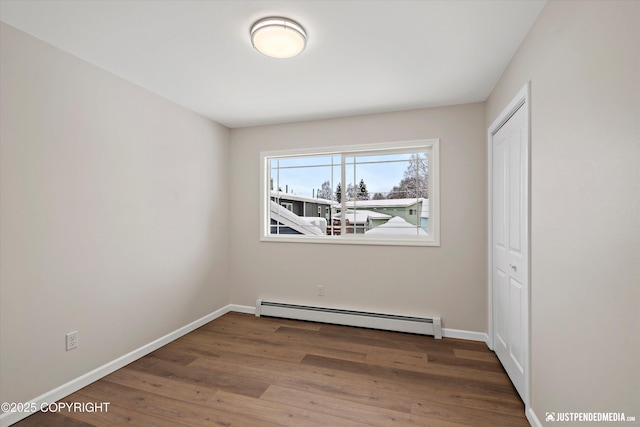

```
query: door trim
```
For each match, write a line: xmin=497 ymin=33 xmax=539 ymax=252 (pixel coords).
xmin=487 ymin=82 xmax=531 ymax=408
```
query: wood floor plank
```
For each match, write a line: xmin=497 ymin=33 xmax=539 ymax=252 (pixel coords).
xmin=205 ymin=311 xmax=323 ymax=333
xmin=427 ymin=352 xmax=505 ymax=373
xmin=301 ymin=353 xmax=514 ymax=389
xmin=276 ymin=324 xmax=433 ymax=355
xmin=103 ymin=367 xmax=218 ymax=404
xmin=453 ymin=348 xmax=501 ymax=363
xmin=260 ymin=385 xmax=472 ymax=427
xmin=79 ymin=380 xmax=282 ymax=427
xmin=11 ymin=312 xmax=527 ymax=427
xmin=187 ymin=349 xmax=415 ymax=412
xmin=275 ymin=324 xmax=433 ymax=370
xmin=412 ymin=392 xmax=525 ymax=420
xmin=276 ymin=323 xmax=493 ymax=363
xmin=126 ymin=353 xmax=270 ymax=398
xmin=300 ymin=344 xmax=369 ymax=363
xmin=194 ymin=325 xmax=369 ymax=364
xmin=59 ymin=391 xmax=189 ymax=427
xmin=364 ymin=348 xmax=430 ymax=372
xmin=146 ymin=346 xmax=199 ymax=366
xmin=187 ymin=341 xmax=520 ymax=416
xmin=7 ymin=411 xmax=95 ymax=427
xmin=411 ymin=399 xmax=530 ymax=427
xmin=274 ymin=324 xmax=453 ymax=369
xmin=209 ymin=389 xmax=372 ymax=427
xmin=181 ymin=328 xmax=310 ymax=363
xmin=317 ymin=323 xmax=489 ymax=354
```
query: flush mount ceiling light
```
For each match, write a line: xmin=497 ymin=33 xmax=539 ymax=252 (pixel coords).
xmin=250 ymin=17 xmax=307 ymax=59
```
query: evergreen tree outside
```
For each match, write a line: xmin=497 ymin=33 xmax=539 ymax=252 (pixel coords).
xmin=357 ymin=178 xmax=369 ymax=200
xmin=335 ymin=183 xmax=342 ymax=203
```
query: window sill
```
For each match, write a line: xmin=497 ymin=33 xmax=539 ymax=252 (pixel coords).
xmin=260 ymin=234 xmax=440 ymax=247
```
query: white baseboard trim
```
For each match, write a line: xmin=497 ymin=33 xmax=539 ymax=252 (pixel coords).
xmin=527 ymin=407 xmax=542 ymax=427
xmin=227 ymin=304 xmax=255 ymax=314
xmin=441 ymin=328 xmax=489 ymax=343
xmin=0 ymin=305 xmax=232 ymax=427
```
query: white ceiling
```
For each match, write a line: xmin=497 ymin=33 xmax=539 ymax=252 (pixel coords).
xmin=0 ymin=0 xmax=546 ymax=128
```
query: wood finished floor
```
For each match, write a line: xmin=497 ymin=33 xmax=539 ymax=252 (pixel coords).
xmin=13 ymin=312 xmax=528 ymax=426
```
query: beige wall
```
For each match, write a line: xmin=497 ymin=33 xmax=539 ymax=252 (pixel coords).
xmin=486 ymin=1 xmax=639 ymax=422
xmin=0 ymin=23 xmax=230 ymax=404
xmin=229 ymin=103 xmax=488 ymax=332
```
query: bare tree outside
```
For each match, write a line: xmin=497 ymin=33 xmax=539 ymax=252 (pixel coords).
xmin=388 ymin=153 xmax=428 ymax=199
xmin=317 ymin=180 xmax=333 ymax=200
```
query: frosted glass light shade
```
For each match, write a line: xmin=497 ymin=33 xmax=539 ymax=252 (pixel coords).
xmin=250 ymin=17 xmax=307 ymax=59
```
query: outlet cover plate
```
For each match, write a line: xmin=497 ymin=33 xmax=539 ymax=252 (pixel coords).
xmin=66 ymin=331 xmax=78 ymax=351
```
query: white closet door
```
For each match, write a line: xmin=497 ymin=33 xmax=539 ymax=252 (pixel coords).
xmin=491 ymin=102 xmax=529 ymax=402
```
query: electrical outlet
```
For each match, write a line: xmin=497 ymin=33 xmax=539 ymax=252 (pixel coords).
xmin=317 ymin=285 xmax=324 ymax=296
xmin=66 ymin=331 xmax=78 ymax=351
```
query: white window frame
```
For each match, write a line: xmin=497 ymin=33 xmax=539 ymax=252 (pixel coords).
xmin=260 ymin=139 xmax=440 ymax=246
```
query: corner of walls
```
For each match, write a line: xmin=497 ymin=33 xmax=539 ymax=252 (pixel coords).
xmin=0 ymin=305 xmax=235 ymax=427
xmin=0 ymin=22 xmax=232 ymax=408
xmin=486 ymin=0 xmax=640 ymax=420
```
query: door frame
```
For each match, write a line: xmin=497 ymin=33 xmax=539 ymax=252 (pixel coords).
xmin=487 ymin=82 xmax=531 ymax=408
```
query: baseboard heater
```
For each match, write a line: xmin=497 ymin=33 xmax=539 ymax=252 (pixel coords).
xmin=255 ymin=299 xmax=442 ymax=339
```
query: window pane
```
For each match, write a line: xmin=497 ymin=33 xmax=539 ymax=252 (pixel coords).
xmin=341 ymin=152 xmax=429 ymax=236
xmin=268 ymin=155 xmax=339 ymax=236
